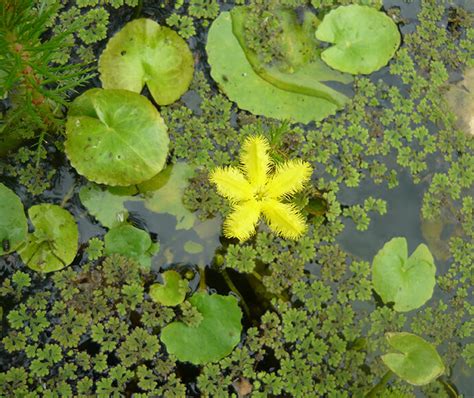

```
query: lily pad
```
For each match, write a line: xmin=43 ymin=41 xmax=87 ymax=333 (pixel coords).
xmin=104 ymin=224 xmax=159 ymax=268
xmin=315 ymin=5 xmax=401 ymax=74
xmin=99 ymin=18 xmax=194 ymax=105
xmin=184 ymin=241 xmax=203 ymax=254
xmin=149 ymin=270 xmax=188 ymax=306
xmin=20 ymin=204 xmax=79 ymax=273
xmin=161 ymin=292 xmax=242 ymax=364
xmin=65 ymin=88 xmax=169 ymax=186
xmin=372 ymin=237 xmax=436 ymax=312
xmin=0 ymin=183 xmax=28 ymax=255
xmin=382 ymin=332 xmax=445 ymax=386
xmin=206 ymin=11 xmax=352 ymax=124
xmin=142 ymin=163 xmax=196 ymax=230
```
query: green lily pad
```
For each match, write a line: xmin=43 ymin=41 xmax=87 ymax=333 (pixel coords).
xmin=65 ymin=88 xmax=169 ymax=186
xmin=372 ymin=237 xmax=436 ymax=312
xmin=142 ymin=163 xmax=196 ymax=230
xmin=161 ymin=292 xmax=242 ymax=364
xmin=99 ymin=18 xmax=194 ymax=105
xmin=104 ymin=224 xmax=159 ymax=268
xmin=0 ymin=183 xmax=28 ymax=255
xmin=206 ymin=11 xmax=352 ymax=124
xmin=20 ymin=204 xmax=79 ymax=273
xmin=315 ymin=5 xmax=401 ymax=74
xmin=149 ymin=270 xmax=188 ymax=306
xmin=382 ymin=332 xmax=445 ymax=386
xmin=79 ymin=183 xmax=136 ymax=228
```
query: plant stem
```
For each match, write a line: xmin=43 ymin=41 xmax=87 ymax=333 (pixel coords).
xmin=198 ymin=267 xmax=206 ymax=291
xmin=221 ymin=268 xmax=251 ymax=319
xmin=365 ymin=370 xmax=393 ymax=398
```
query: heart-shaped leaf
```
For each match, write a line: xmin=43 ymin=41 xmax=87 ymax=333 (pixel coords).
xmin=0 ymin=183 xmax=28 ymax=255
xmin=206 ymin=10 xmax=352 ymax=124
xmin=372 ymin=237 xmax=436 ymax=312
xmin=315 ymin=5 xmax=401 ymax=74
xmin=149 ymin=270 xmax=188 ymax=306
xmin=104 ymin=224 xmax=159 ymax=268
xmin=382 ymin=332 xmax=445 ymax=385
xmin=65 ymin=88 xmax=169 ymax=186
xmin=99 ymin=18 xmax=194 ymax=105
xmin=20 ymin=204 xmax=78 ymax=273
xmin=161 ymin=292 xmax=242 ymax=364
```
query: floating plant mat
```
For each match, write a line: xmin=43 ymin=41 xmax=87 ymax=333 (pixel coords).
xmin=206 ymin=9 xmax=353 ymax=123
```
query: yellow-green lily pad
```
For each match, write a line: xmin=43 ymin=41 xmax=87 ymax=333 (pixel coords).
xmin=149 ymin=270 xmax=188 ymax=306
xmin=161 ymin=292 xmax=242 ymax=364
xmin=99 ymin=18 xmax=194 ymax=105
xmin=382 ymin=332 xmax=445 ymax=386
xmin=0 ymin=183 xmax=28 ymax=255
xmin=206 ymin=11 xmax=352 ymax=124
xmin=65 ymin=88 xmax=169 ymax=186
xmin=372 ymin=237 xmax=436 ymax=312
xmin=20 ymin=204 xmax=79 ymax=273
xmin=316 ymin=5 xmax=401 ymax=74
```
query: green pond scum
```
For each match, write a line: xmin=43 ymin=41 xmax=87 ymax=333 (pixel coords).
xmin=0 ymin=0 xmax=473 ymax=396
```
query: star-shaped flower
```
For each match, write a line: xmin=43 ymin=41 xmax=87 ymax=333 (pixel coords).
xmin=210 ymin=135 xmax=312 ymax=241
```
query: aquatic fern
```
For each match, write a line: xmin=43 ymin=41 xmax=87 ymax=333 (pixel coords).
xmin=210 ymin=135 xmax=312 ymax=241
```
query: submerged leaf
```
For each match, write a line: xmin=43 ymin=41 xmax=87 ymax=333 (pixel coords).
xmin=0 ymin=183 xmax=28 ymax=255
xmin=382 ymin=332 xmax=445 ymax=385
xmin=149 ymin=270 xmax=188 ymax=306
xmin=206 ymin=11 xmax=352 ymax=123
xmin=20 ymin=205 xmax=78 ymax=273
xmin=65 ymin=88 xmax=169 ymax=186
xmin=99 ymin=18 xmax=194 ymax=105
xmin=316 ymin=5 xmax=401 ymax=74
xmin=161 ymin=292 xmax=242 ymax=364
xmin=372 ymin=237 xmax=436 ymax=312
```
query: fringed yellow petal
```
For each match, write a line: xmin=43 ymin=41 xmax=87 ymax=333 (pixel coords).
xmin=261 ymin=199 xmax=307 ymax=240
xmin=240 ymin=135 xmax=271 ymax=188
xmin=223 ymin=200 xmax=262 ymax=241
xmin=210 ymin=166 xmax=254 ymax=202
xmin=265 ymin=159 xmax=312 ymax=199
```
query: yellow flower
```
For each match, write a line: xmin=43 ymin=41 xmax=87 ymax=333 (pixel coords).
xmin=210 ymin=135 xmax=312 ymax=241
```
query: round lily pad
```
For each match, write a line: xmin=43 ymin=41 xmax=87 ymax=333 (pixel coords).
xmin=315 ymin=5 xmax=401 ymax=74
xmin=65 ymin=88 xmax=169 ymax=186
xmin=104 ymin=224 xmax=159 ymax=268
xmin=161 ymin=292 xmax=242 ymax=364
xmin=372 ymin=237 xmax=436 ymax=312
xmin=206 ymin=11 xmax=351 ymax=124
xmin=382 ymin=332 xmax=445 ymax=386
xmin=20 ymin=204 xmax=78 ymax=273
xmin=0 ymin=183 xmax=28 ymax=255
xmin=149 ymin=270 xmax=188 ymax=306
xmin=99 ymin=18 xmax=194 ymax=105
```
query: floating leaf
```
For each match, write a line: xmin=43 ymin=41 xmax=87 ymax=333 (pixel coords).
xmin=65 ymin=88 xmax=169 ymax=186
xmin=20 ymin=204 xmax=78 ymax=273
xmin=142 ymin=163 xmax=196 ymax=230
xmin=372 ymin=237 xmax=436 ymax=312
xmin=104 ymin=224 xmax=159 ymax=268
xmin=315 ymin=5 xmax=401 ymax=74
xmin=161 ymin=292 xmax=242 ymax=364
xmin=149 ymin=270 xmax=188 ymax=306
xmin=206 ymin=11 xmax=352 ymax=124
xmin=99 ymin=18 xmax=194 ymax=105
xmin=0 ymin=183 xmax=28 ymax=255
xmin=382 ymin=332 xmax=445 ymax=385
